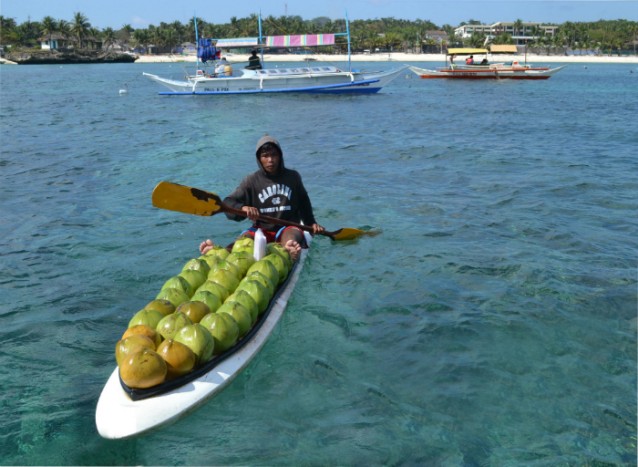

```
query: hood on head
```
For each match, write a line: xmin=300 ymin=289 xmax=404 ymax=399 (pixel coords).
xmin=255 ymin=134 xmax=285 ymax=174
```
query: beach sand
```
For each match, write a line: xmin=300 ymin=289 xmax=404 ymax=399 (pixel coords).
xmin=133 ymin=52 xmax=638 ymax=65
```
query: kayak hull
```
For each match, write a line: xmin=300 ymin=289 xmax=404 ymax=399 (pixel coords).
xmin=96 ymin=238 xmax=310 ymax=439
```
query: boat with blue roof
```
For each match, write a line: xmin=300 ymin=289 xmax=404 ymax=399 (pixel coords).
xmin=143 ymin=15 xmax=406 ymax=95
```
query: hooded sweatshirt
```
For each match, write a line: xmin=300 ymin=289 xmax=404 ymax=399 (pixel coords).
xmin=223 ymin=135 xmax=317 ymax=231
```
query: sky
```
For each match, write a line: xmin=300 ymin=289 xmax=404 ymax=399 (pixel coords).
xmin=2 ymin=0 xmax=636 ymax=29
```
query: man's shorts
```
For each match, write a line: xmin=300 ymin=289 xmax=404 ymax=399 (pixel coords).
xmin=241 ymin=226 xmax=308 ymax=247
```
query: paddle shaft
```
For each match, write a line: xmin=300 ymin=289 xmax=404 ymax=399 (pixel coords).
xmin=188 ymin=186 xmax=337 ymax=239
xmin=222 ymin=199 xmax=320 ymax=235
xmin=153 ymin=181 xmax=371 ymax=241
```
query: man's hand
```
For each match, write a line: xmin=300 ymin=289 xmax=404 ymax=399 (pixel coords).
xmin=242 ymin=206 xmax=260 ymax=221
xmin=311 ymin=223 xmax=325 ymax=235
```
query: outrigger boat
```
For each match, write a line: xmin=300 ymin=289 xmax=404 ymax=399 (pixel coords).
xmin=96 ymin=182 xmax=374 ymax=439
xmin=143 ymin=15 xmax=406 ymax=95
xmin=409 ymin=46 xmax=564 ymax=80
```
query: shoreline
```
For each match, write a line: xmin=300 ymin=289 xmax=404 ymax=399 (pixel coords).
xmin=2 ymin=53 xmax=636 ymax=66
xmin=134 ymin=52 xmax=638 ymax=65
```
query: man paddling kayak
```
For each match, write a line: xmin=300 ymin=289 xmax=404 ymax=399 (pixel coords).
xmin=200 ymin=134 xmax=324 ymax=260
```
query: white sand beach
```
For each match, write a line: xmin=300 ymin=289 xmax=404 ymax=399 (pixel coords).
xmin=134 ymin=52 xmax=638 ymax=65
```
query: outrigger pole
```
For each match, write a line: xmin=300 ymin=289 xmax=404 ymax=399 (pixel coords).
xmin=258 ymin=12 xmax=264 ymax=64
xmin=333 ymin=11 xmax=352 ymax=72
xmin=346 ymin=12 xmax=352 ymax=72
xmin=194 ymin=15 xmax=200 ymax=70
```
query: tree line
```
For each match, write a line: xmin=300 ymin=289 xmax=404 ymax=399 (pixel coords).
xmin=1 ymin=12 xmax=636 ymax=55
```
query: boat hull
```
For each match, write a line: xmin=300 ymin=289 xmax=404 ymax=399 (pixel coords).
xmin=96 ymin=237 xmax=311 ymax=439
xmin=143 ymin=65 xmax=407 ymax=95
xmin=409 ymin=65 xmax=564 ymax=80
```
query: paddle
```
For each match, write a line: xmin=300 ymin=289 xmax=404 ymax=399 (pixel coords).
xmin=151 ymin=181 xmax=376 ymax=241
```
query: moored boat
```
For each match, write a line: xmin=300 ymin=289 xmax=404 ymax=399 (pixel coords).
xmin=409 ymin=63 xmax=565 ymax=80
xmin=143 ymin=65 xmax=407 ymax=95
xmin=409 ymin=46 xmax=564 ymax=80
xmin=143 ymin=14 xmax=406 ymax=95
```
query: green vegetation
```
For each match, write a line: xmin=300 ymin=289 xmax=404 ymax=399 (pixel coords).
xmin=1 ymin=13 xmax=636 ymax=56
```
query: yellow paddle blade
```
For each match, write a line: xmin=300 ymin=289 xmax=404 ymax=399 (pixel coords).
xmin=151 ymin=181 xmax=223 ymax=216
xmin=329 ymin=227 xmax=380 ymax=241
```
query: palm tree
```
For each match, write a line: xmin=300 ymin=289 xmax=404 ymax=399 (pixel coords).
xmin=513 ymin=19 xmax=524 ymax=44
xmin=132 ymin=28 xmax=150 ymax=52
xmin=227 ymin=16 xmax=242 ymax=37
xmin=160 ymin=27 xmax=178 ymax=53
xmin=102 ymin=27 xmax=116 ymax=51
xmin=240 ymin=14 xmax=260 ymax=37
xmin=58 ymin=20 xmax=71 ymax=49
xmin=468 ymin=32 xmax=487 ymax=47
xmin=71 ymin=12 xmax=91 ymax=49
xmin=492 ymin=32 xmax=513 ymax=45
xmin=382 ymin=32 xmax=403 ymax=52
xmin=40 ymin=16 xmax=57 ymax=50
xmin=0 ymin=16 xmax=19 ymax=45
xmin=88 ymin=27 xmax=100 ymax=49
xmin=16 ymin=18 xmax=43 ymax=47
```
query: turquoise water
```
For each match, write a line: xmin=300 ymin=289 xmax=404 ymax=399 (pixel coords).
xmin=1 ymin=61 xmax=636 ymax=465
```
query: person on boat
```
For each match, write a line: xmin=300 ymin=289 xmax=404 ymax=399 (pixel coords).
xmin=465 ymin=55 xmax=474 ymax=65
xmin=246 ymin=50 xmax=262 ymax=70
xmin=480 ymin=57 xmax=488 ymax=65
xmin=214 ymin=56 xmax=232 ymax=76
xmin=199 ymin=135 xmax=325 ymax=261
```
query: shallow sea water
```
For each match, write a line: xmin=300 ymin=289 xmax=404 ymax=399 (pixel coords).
xmin=1 ymin=61 xmax=636 ymax=465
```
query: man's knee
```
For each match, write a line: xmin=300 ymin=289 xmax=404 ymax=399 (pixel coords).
xmin=278 ymin=227 xmax=305 ymax=246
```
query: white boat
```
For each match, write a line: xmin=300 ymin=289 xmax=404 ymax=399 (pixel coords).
xmin=96 ymin=233 xmax=312 ymax=439
xmin=143 ymin=65 xmax=407 ymax=95
xmin=143 ymin=15 xmax=406 ymax=95
xmin=409 ymin=46 xmax=564 ymax=80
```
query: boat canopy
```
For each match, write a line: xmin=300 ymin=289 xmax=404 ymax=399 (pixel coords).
xmin=193 ymin=12 xmax=353 ymax=70
xmin=215 ymin=37 xmax=259 ymax=48
xmin=197 ymin=37 xmax=259 ymax=62
xmin=265 ymin=34 xmax=336 ymax=47
xmin=490 ymin=44 xmax=518 ymax=54
xmin=447 ymin=48 xmax=488 ymax=56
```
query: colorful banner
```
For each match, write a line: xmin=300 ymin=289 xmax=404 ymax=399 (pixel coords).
xmin=266 ymin=34 xmax=335 ymax=48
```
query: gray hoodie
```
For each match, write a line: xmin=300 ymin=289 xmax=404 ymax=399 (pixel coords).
xmin=223 ymin=135 xmax=317 ymax=231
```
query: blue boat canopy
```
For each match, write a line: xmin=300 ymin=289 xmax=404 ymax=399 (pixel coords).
xmin=197 ymin=38 xmax=219 ymax=63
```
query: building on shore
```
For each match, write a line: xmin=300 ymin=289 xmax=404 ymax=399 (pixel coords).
xmin=454 ymin=22 xmax=558 ymax=46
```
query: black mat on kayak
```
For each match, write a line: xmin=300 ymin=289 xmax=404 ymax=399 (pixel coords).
xmin=120 ymin=260 xmax=299 ymax=401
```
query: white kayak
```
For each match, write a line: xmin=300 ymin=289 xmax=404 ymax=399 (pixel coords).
xmin=96 ymin=235 xmax=311 ymax=439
